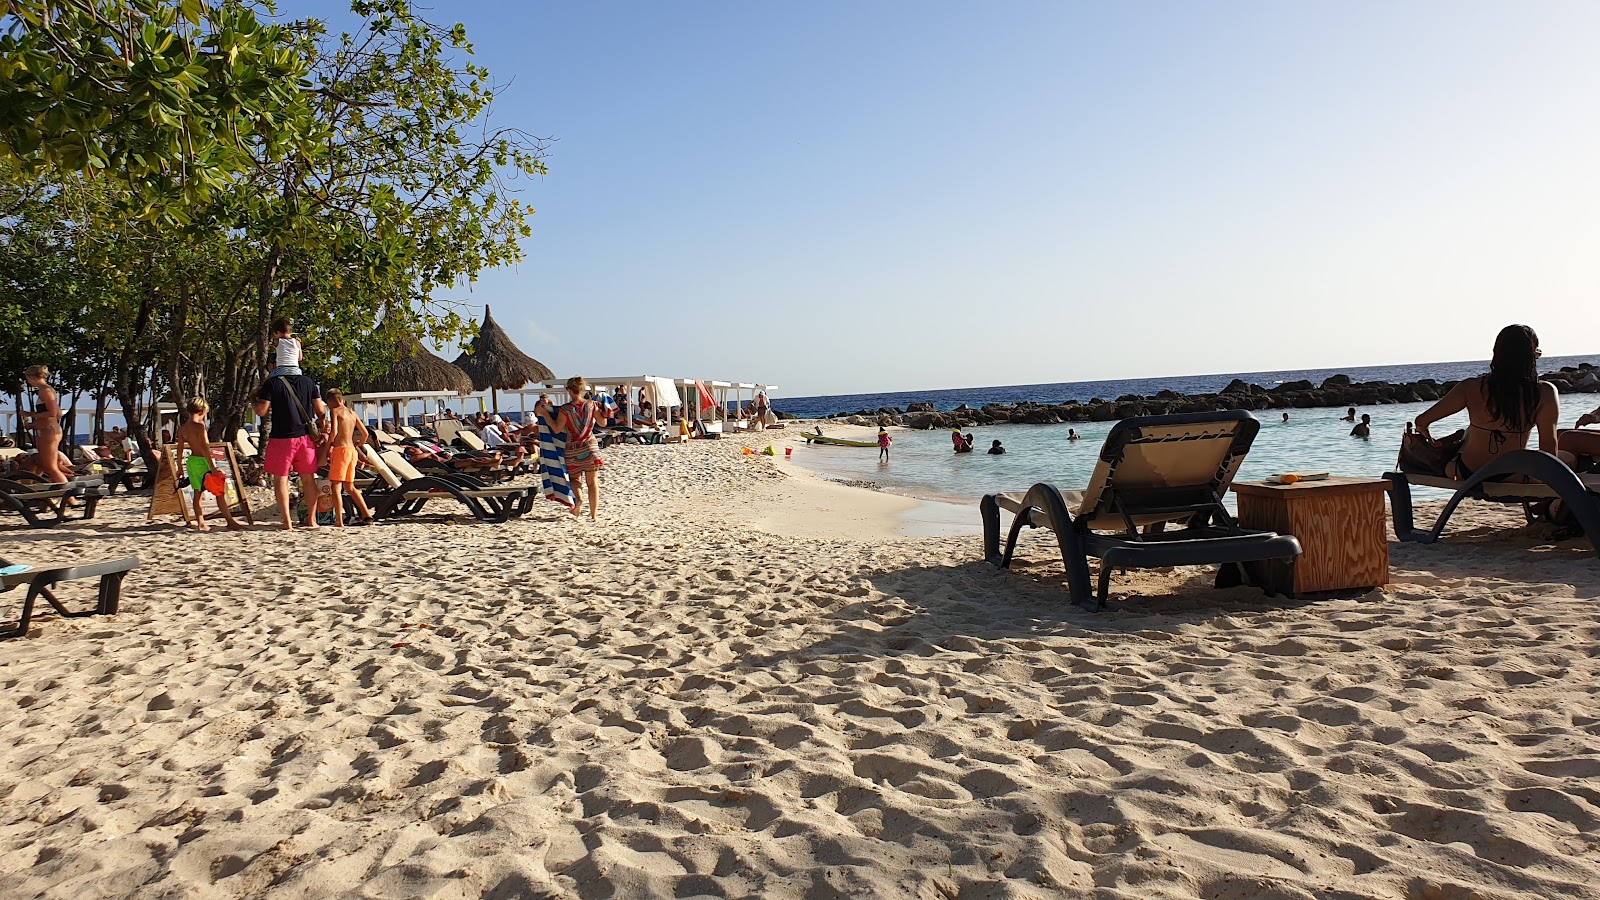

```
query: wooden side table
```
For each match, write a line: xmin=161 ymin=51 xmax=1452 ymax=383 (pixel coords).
xmin=1232 ymin=477 xmax=1390 ymax=597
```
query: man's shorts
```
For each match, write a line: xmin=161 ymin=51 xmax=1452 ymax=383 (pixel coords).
xmin=264 ymin=436 xmax=318 ymax=477
xmin=185 ymin=454 xmax=211 ymax=491
xmin=327 ymin=446 xmax=357 ymax=483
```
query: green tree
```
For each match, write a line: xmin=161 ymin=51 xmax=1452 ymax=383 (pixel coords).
xmin=0 ymin=0 xmax=316 ymax=217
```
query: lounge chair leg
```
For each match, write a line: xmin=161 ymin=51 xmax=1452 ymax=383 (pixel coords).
xmin=980 ymin=495 xmax=1002 ymax=565
xmin=1383 ymin=472 xmax=1425 ymax=543
xmin=1063 ymin=529 xmax=1096 ymax=611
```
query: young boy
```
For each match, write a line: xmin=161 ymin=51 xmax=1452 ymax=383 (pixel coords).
xmin=174 ymin=398 xmax=243 ymax=531
xmin=324 ymin=388 xmax=374 ymax=527
xmin=269 ymin=316 xmax=303 ymax=377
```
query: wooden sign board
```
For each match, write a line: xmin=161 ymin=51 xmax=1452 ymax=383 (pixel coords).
xmin=147 ymin=443 xmax=255 ymax=525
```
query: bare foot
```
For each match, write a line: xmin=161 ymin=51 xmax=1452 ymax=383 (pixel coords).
xmin=281 ymin=523 xmax=294 ymax=531
xmin=226 ymin=522 xmax=244 ymax=531
xmin=196 ymin=523 xmax=210 ymax=532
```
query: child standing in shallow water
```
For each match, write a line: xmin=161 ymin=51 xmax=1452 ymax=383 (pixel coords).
xmin=174 ymin=398 xmax=242 ymax=531
xmin=878 ymin=427 xmax=892 ymax=461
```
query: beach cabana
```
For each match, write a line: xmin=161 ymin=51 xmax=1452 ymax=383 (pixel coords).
xmin=348 ymin=336 xmax=474 ymax=428
xmin=452 ymin=306 xmax=556 ymax=414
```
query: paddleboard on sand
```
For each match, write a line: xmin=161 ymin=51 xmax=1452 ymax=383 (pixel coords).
xmin=802 ymin=434 xmax=878 ymax=448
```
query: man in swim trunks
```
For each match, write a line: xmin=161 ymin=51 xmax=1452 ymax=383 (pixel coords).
xmin=174 ymin=398 xmax=242 ymax=531
xmin=323 ymin=389 xmax=373 ymax=527
xmin=253 ymin=370 xmax=328 ymax=530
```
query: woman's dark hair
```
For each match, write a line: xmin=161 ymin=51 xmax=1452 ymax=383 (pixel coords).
xmin=1483 ymin=324 xmax=1541 ymax=433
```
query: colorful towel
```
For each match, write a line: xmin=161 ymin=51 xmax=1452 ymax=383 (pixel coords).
xmin=537 ymin=413 xmax=574 ymax=508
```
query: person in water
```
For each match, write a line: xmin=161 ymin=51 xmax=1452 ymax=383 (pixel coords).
xmin=951 ymin=428 xmax=968 ymax=453
xmin=962 ymin=432 xmax=975 ymax=451
xmin=1282 ymin=412 xmax=1290 ymax=423
xmin=1350 ymin=413 xmax=1371 ymax=438
xmin=1341 ymin=407 xmax=1357 ymax=422
xmin=877 ymin=427 xmax=892 ymax=461
xmin=1414 ymin=324 xmax=1560 ymax=479
xmin=987 ymin=439 xmax=1005 ymax=455
xmin=1067 ymin=428 xmax=1080 ymax=441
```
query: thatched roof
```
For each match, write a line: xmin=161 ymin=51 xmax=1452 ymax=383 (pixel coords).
xmin=349 ymin=334 xmax=474 ymax=395
xmin=453 ymin=305 xmax=555 ymax=391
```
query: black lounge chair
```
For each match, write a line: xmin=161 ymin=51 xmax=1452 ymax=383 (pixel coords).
xmin=2 ymin=555 xmax=139 ymax=638
xmin=981 ymin=411 xmax=1302 ymax=610
xmin=363 ymin=448 xmax=534 ymax=523
xmin=1384 ymin=449 xmax=1600 ymax=550
xmin=0 ymin=476 xmax=110 ymax=527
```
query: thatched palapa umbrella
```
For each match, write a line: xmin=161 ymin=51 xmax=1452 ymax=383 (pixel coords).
xmin=453 ymin=305 xmax=556 ymax=413
xmin=349 ymin=334 xmax=474 ymax=427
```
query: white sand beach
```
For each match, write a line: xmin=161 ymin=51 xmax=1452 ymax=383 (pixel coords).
xmin=3 ymin=433 xmax=1599 ymax=898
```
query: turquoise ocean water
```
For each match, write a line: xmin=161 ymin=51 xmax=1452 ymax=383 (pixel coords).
xmin=788 ymin=395 xmax=1600 ymax=506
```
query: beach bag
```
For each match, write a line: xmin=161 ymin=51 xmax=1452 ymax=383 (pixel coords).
xmin=1396 ymin=429 xmax=1465 ymax=477
xmin=202 ymin=469 xmax=227 ymax=496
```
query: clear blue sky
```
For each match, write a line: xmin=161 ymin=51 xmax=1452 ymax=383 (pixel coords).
xmin=316 ymin=1 xmax=1600 ymax=398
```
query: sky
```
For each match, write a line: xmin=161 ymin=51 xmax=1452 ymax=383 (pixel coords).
xmin=310 ymin=1 xmax=1600 ymax=398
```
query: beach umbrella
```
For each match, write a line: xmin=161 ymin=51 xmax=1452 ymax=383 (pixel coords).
xmin=453 ymin=305 xmax=555 ymax=413
xmin=349 ymin=334 xmax=474 ymax=428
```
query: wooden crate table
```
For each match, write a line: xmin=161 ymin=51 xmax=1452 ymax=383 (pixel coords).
xmin=1231 ymin=477 xmax=1390 ymax=597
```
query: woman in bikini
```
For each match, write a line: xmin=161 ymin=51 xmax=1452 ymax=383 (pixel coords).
xmin=1414 ymin=324 xmax=1561 ymax=479
xmin=557 ymin=376 xmax=612 ymax=520
xmin=22 ymin=365 xmax=69 ymax=486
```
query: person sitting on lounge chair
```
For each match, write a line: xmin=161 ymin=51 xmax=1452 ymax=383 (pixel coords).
xmin=1558 ymin=404 xmax=1600 ymax=469
xmin=1413 ymin=324 xmax=1561 ymax=478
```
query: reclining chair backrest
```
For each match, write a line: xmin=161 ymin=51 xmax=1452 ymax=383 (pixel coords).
xmin=380 ymin=449 xmax=430 ymax=483
xmin=1077 ymin=411 xmax=1258 ymax=529
xmin=399 ymin=425 xmax=423 ymax=439
xmin=436 ymin=420 xmax=461 ymax=444
xmin=362 ymin=445 xmax=404 ymax=488
xmin=457 ymin=430 xmax=488 ymax=452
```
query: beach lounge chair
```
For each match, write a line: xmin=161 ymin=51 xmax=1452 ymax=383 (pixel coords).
xmin=981 ymin=411 xmax=1302 ymax=610
xmin=362 ymin=447 xmax=533 ymax=522
xmin=1 ymin=555 xmax=139 ymax=638
xmin=3 ymin=555 xmax=138 ymax=637
xmin=1384 ymin=449 xmax=1600 ymax=551
xmin=0 ymin=476 xmax=110 ymax=527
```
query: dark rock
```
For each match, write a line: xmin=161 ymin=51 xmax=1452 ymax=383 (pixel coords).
xmin=1220 ymin=379 xmax=1253 ymax=395
xmin=1320 ymin=374 xmax=1351 ymax=389
xmin=906 ymin=402 xmax=935 ymax=413
xmin=1273 ymin=380 xmax=1315 ymax=393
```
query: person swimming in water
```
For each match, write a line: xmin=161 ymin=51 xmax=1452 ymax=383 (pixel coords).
xmin=1413 ymin=324 xmax=1560 ymax=479
xmin=1350 ymin=413 xmax=1371 ymax=438
xmin=987 ymin=439 xmax=1005 ymax=455
xmin=1067 ymin=428 xmax=1080 ymax=441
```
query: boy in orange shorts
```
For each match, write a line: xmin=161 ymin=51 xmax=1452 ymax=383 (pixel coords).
xmin=324 ymin=389 xmax=374 ymax=526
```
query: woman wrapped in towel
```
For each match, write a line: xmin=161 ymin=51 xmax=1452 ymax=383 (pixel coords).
xmin=534 ymin=395 xmax=575 ymax=511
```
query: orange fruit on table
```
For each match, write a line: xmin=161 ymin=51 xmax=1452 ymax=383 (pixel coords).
xmin=1279 ymin=473 xmax=1300 ymax=484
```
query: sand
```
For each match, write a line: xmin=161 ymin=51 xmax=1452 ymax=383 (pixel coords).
xmin=2 ymin=429 xmax=1598 ymax=899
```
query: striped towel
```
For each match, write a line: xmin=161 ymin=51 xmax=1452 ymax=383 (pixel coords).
xmin=537 ymin=420 xmax=574 ymax=508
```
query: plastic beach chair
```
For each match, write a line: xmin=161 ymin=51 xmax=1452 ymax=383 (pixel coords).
xmin=1384 ymin=449 xmax=1600 ymax=551
xmin=1 ymin=555 xmax=139 ymax=638
xmin=981 ymin=411 xmax=1301 ymax=610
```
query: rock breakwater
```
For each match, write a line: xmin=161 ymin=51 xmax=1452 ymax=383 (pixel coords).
xmin=792 ymin=364 xmax=1600 ymax=429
